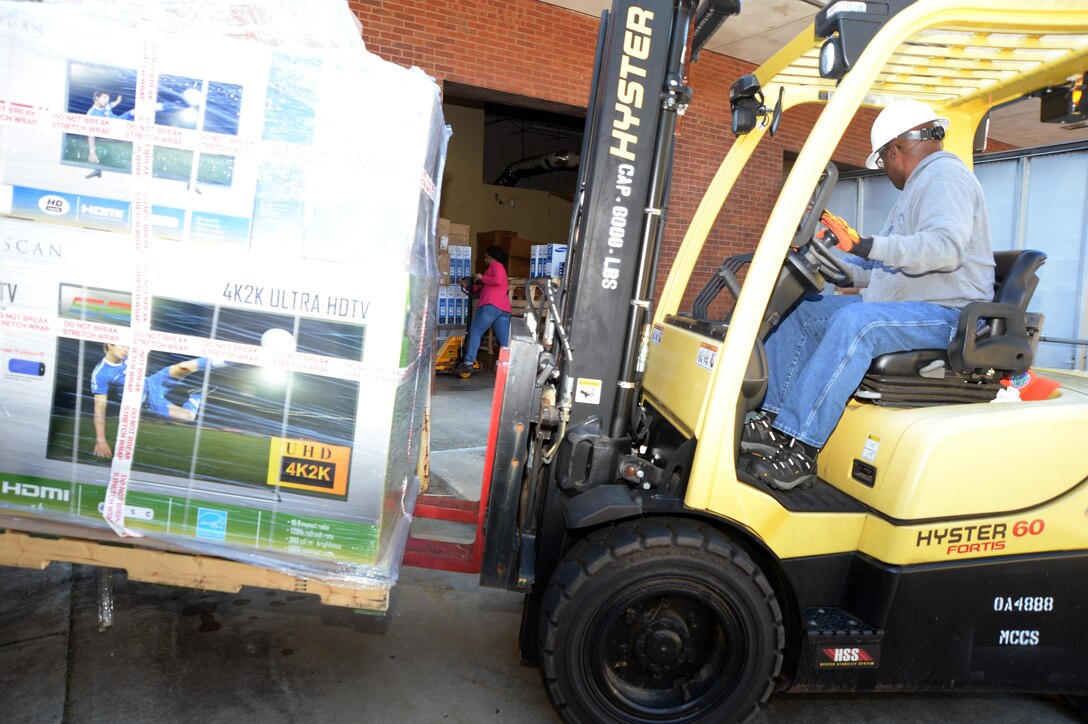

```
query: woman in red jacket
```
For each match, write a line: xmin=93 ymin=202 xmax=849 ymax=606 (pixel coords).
xmin=455 ymin=245 xmax=511 ymax=375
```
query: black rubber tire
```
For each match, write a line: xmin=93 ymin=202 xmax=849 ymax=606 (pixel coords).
xmin=539 ymin=518 xmax=784 ymax=724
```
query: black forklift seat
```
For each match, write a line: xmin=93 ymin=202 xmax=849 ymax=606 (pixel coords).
xmin=857 ymin=249 xmax=1047 ymax=406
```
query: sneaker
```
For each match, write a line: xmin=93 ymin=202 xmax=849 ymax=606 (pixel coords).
xmin=745 ymin=439 xmax=817 ymax=491
xmin=740 ymin=413 xmax=782 ymax=455
xmin=452 ymin=362 xmax=474 ymax=376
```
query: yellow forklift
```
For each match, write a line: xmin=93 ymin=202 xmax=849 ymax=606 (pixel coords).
xmin=477 ymin=1 xmax=1088 ymax=721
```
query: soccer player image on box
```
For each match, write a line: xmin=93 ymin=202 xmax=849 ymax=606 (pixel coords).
xmin=86 ymin=91 xmax=135 ymax=120
xmin=85 ymin=90 xmax=135 ymax=165
xmin=91 ymin=344 xmax=218 ymax=458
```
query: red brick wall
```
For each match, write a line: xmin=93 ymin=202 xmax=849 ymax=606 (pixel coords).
xmin=350 ymin=0 xmax=875 ymax=306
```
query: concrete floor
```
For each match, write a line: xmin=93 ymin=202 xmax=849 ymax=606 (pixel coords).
xmin=0 ymin=366 xmax=1080 ymax=723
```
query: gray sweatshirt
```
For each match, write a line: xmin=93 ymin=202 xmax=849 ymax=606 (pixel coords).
xmin=852 ymin=151 xmax=995 ymax=308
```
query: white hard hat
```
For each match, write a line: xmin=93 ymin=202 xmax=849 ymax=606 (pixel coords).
xmin=866 ymin=99 xmax=949 ymax=169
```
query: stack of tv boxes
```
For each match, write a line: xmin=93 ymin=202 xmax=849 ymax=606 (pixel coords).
xmin=530 ymin=244 xmax=569 ymax=280
xmin=437 ymin=218 xmax=472 ymax=327
xmin=0 ymin=0 xmax=446 ymax=589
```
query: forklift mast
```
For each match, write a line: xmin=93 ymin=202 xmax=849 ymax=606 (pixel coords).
xmin=479 ymin=0 xmax=740 ymax=591
xmin=561 ymin=0 xmax=695 ymax=440
xmin=562 ymin=0 xmax=740 ymax=448
xmin=560 ymin=0 xmax=738 ymax=437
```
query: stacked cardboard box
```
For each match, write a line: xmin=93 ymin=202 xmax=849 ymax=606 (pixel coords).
xmin=436 ymin=218 xmax=472 ymax=285
xmin=447 ymin=220 xmax=471 ymax=248
xmin=0 ymin=0 xmax=446 ymax=589
xmin=436 ymin=218 xmax=471 ymax=327
xmin=477 ymin=230 xmax=533 ymax=277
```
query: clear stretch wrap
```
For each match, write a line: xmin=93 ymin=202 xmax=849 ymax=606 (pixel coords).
xmin=0 ymin=0 xmax=446 ymax=590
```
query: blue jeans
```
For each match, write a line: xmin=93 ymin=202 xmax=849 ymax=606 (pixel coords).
xmin=142 ymin=366 xmax=183 ymax=417
xmin=464 ymin=304 xmax=510 ymax=365
xmin=762 ymin=294 xmax=960 ymax=448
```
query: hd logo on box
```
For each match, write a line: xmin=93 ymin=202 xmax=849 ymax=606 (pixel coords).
xmin=267 ymin=438 xmax=351 ymax=497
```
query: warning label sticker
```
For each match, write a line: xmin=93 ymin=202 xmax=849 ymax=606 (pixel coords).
xmin=575 ymin=378 xmax=602 ymax=405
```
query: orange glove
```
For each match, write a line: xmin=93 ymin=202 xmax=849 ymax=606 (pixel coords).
xmin=819 ymin=210 xmax=860 ymax=252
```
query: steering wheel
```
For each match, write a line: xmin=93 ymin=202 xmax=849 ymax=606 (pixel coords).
xmin=789 ymin=162 xmax=854 ymax=287
xmin=806 ymin=227 xmax=855 ymax=286
xmin=790 ymin=162 xmax=839 ymax=249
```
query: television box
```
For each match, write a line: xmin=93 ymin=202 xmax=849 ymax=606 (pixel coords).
xmin=449 ymin=244 xmax=471 ymax=281
xmin=447 ymin=246 xmax=460 ymax=280
xmin=0 ymin=0 xmax=446 ymax=590
xmin=438 ymin=285 xmax=452 ymax=325
xmin=529 ymin=243 xmax=568 ymax=279
xmin=546 ymin=244 xmax=569 ymax=279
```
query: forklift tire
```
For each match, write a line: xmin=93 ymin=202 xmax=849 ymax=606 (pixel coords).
xmin=539 ymin=518 xmax=784 ymax=723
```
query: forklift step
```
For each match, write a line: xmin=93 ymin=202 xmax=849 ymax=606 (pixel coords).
xmin=800 ymin=607 xmax=885 ymax=674
xmin=738 ymin=473 xmax=866 ymax=514
xmin=804 ymin=606 xmax=883 ymax=637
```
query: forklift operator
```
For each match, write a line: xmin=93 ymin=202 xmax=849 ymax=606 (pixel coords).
xmin=741 ymin=99 xmax=995 ymax=491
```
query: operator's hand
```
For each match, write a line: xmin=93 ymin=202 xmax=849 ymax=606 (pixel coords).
xmin=93 ymin=440 xmax=114 ymax=458
xmin=819 ymin=210 xmax=860 ymax=253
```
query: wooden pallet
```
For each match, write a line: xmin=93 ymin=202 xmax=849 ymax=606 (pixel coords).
xmin=508 ymin=276 xmax=548 ymax=318
xmin=0 ymin=527 xmax=389 ymax=611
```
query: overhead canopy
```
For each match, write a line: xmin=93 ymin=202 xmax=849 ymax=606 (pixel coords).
xmin=755 ymin=1 xmax=1088 ymax=117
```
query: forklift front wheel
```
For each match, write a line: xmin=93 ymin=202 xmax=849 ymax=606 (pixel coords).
xmin=539 ymin=518 xmax=784 ymax=723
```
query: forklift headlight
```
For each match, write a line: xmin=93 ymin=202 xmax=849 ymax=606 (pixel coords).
xmin=731 ymin=104 xmax=758 ymax=135
xmin=729 ymin=74 xmax=765 ymax=136
xmin=819 ymin=37 xmax=846 ymax=80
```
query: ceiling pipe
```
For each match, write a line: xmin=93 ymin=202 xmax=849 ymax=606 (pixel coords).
xmin=493 ymin=149 xmax=580 ymax=186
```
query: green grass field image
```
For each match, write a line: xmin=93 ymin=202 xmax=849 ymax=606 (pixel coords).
xmin=48 ymin=338 xmax=359 ymax=494
xmin=47 ymin=409 xmax=271 ymax=486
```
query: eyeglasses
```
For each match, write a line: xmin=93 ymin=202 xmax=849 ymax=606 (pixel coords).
xmin=875 ymin=143 xmax=892 ymax=170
